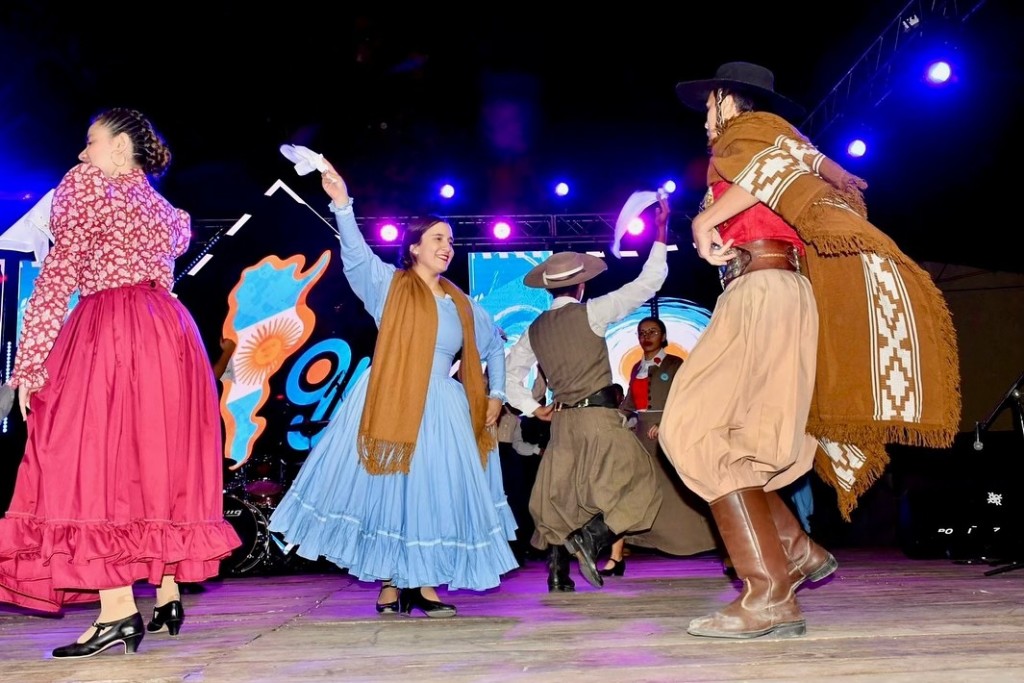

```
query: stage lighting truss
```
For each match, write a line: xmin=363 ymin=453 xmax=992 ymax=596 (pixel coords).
xmin=190 ymin=211 xmax=675 ymax=254
xmin=356 ymin=213 xmax=622 ymax=248
xmin=801 ymin=0 xmax=985 ymax=141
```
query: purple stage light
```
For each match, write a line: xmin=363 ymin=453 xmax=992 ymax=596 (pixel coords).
xmin=379 ymin=223 xmax=399 ymax=242
xmin=627 ymin=217 xmax=645 ymax=236
xmin=492 ymin=221 xmax=512 ymax=240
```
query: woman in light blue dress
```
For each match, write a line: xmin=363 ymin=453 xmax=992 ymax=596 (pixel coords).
xmin=269 ymin=161 xmax=517 ymax=618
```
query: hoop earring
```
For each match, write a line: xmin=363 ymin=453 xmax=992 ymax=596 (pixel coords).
xmin=111 ymin=150 xmax=128 ymax=176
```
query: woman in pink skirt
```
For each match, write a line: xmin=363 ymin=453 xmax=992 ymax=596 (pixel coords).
xmin=0 ymin=108 xmax=240 ymax=658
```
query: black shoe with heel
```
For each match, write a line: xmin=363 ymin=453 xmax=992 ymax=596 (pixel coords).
xmin=147 ymin=600 xmax=184 ymax=636
xmin=398 ymin=588 xmax=457 ymax=618
xmin=598 ymin=557 xmax=626 ymax=577
xmin=376 ymin=582 xmax=399 ymax=614
xmin=52 ymin=613 xmax=145 ymax=659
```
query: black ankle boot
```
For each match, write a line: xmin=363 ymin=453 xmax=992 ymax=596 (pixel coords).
xmin=564 ymin=513 xmax=617 ymax=589
xmin=147 ymin=600 xmax=185 ymax=635
xmin=52 ymin=613 xmax=145 ymax=659
xmin=546 ymin=545 xmax=576 ymax=592
xmin=398 ymin=588 xmax=457 ymax=618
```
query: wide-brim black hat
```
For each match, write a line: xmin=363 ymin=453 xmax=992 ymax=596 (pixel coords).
xmin=675 ymin=61 xmax=805 ymax=121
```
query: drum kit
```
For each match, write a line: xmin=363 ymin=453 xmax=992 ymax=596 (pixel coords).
xmin=221 ymin=452 xmax=306 ymax=577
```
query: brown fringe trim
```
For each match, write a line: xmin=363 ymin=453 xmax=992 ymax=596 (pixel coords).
xmin=806 ymin=420 xmax=958 ymax=451
xmin=358 ymin=434 xmax=414 ymax=475
xmin=477 ymin=425 xmax=497 ymax=469
xmin=811 ymin=438 xmax=890 ymax=522
xmin=797 ymin=198 xmax=902 ymax=260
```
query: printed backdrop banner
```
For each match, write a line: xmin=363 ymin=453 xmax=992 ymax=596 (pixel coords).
xmin=174 ymin=183 xmax=379 ymax=471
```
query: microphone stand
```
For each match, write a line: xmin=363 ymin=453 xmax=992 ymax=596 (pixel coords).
xmin=976 ymin=370 xmax=1024 ymax=576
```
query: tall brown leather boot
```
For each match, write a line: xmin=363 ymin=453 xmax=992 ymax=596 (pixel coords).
xmin=765 ymin=491 xmax=837 ymax=590
xmin=688 ymin=487 xmax=806 ymax=639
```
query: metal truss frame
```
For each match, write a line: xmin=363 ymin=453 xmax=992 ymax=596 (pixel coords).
xmin=800 ymin=0 xmax=988 ymax=140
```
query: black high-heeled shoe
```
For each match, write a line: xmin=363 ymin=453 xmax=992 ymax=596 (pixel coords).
xmin=598 ymin=557 xmax=626 ymax=577
xmin=147 ymin=599 xmax=185 ymax=635
xmin=398 ymin=588 xmax=457 ymax=618
xmin=51 ymin=613 xmax=145 ymax=659
xmin=376 ymin=582 xmax=399 ymax=614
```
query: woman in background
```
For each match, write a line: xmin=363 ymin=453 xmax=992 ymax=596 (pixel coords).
xmin=601 ymin=317 xmax=717 ymax=576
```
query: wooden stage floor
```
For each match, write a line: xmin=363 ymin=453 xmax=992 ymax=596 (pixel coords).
xmin=2 ymin=547 xmax=1023 ymax=682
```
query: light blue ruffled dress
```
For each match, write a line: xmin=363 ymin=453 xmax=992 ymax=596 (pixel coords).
xmin=268 ymin=204 xmax=518 ymax=590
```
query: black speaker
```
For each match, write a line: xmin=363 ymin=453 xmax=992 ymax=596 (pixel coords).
xmin=893 ymin=432 xmax=1024 ymax=561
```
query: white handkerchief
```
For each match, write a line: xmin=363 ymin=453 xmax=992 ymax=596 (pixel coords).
xmin=279 ymin=144 xmax=328 ymax=175
xmin=612 ymin=190 xmax=658 ymax=259
xmin=0 ymin=189 xmax=56 ymax=263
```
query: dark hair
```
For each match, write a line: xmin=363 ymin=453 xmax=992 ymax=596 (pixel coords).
xmin=399 ymin=214 xmax=449 ymax=269
xmin=93 ymin=108 xmax=172 ymax=178
xmin=548 ymin=284 xmax=582 ymax=299
xmin=717 ymin=88 xmax=758 ymax=113
xmin=637 ymin=316 xmax=668 ymax=348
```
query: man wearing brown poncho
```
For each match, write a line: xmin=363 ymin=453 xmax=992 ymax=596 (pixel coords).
xmin=659 ymin=62 xmax=960 ymax=639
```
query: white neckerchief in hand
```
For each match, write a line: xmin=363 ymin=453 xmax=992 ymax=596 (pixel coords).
xmin=636 ymin=348 xmax=667 ymax=380
xmin=279 ymin=144 xmax=328 ymax=175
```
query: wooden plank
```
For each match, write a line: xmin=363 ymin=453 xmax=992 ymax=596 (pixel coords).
xmin=1 ymin=548 xmax=1022 ymax=682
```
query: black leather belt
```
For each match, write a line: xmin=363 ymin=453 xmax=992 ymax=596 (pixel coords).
xmin=555 ymin=385 xmax=621 ymax=411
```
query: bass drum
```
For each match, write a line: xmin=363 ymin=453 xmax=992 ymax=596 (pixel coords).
xmin=222 ymin=494 xmax=271 ymax=576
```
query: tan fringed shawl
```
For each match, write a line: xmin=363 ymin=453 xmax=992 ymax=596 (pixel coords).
xmin=710 ymin=112 xmax=961 ymax=519
xmin=358 ymin=270 xmax=496 ymax=475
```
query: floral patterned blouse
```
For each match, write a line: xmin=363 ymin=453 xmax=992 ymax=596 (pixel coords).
xmin=10 ymin=163 xmax=191 ymax=389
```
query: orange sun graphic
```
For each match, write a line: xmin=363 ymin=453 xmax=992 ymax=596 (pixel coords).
xmin=234 ymin=317 xmax=304 ymax=384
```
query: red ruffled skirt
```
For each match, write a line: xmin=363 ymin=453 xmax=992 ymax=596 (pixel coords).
xmin=0 ymin=282 xmax=241 ymax=612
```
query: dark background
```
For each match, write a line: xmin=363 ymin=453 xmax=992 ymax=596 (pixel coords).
xmin=1 ymin=1 xmax=1022 ymax=271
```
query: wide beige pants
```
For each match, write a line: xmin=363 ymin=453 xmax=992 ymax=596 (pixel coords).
xmin=659 ymin=269 xmax=819 ymax=501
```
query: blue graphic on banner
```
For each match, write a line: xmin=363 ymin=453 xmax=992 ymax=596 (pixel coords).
xmin=284 ymin=338 xmax=370 ymax=450
xmin=468 ymin=249 xmax=712 ymax=393
xmin=468 ymin=250 xmax=552 ymax=348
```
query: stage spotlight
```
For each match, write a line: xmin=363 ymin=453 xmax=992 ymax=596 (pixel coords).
xmin=847 ymin=139 xmax=867 ymax=158
xmin=554 ymin=181 xmax=569 ymax=197
xmin=627 ymin=217 xmax=645 ymax=236
xmin=925 ymin=60 xmax=952 ymax=85
xmin=379 ymin=223 xmax=399 ymax=242
xmin=662 ymin=180 xmax=677 ymax=194
xmin=492 ymin=221 xmax=512 ymax=240
xmin=439 ymin=183 xmax=455 ymax=199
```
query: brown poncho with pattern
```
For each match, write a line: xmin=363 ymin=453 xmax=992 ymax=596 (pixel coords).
xmin=709 ymin=112 xmax=961 ymax=519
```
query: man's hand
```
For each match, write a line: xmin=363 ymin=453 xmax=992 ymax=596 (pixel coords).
xmin=533 ymin=404 xmax=555 ymax=422
xmin=654 ymin=194 xmax=670 ymax=244
xmin=692 ymin=220 xmax=737 ymax=266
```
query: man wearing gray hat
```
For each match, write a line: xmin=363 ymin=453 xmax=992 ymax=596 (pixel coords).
xmin=504 ymin=195 xmax=670 ymax=591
